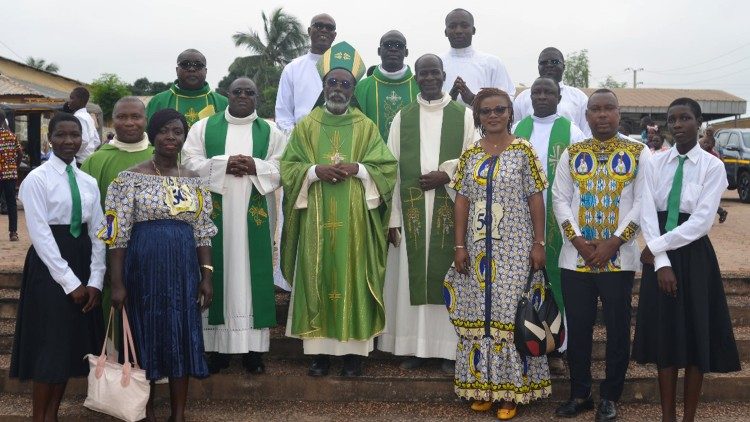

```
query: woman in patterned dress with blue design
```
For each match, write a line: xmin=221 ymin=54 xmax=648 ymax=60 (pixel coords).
xmin=443 ymin=88 xmax=550 ymax=420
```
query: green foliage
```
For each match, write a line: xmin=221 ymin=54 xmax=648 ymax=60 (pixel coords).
xmin=563 ymin=49 xmax=590 ymax=88
xmin=127 ymin=77 xmax=171 ymax=95
xmin=25 ymin=56 xmax=59 ymax=73
xmin=90 ymin=74 xmax=131 ymax=121
xmin=599 ymin=76 xmax=628 ymax=89
xmin=220 ymin=7 xmax=309 ymax=118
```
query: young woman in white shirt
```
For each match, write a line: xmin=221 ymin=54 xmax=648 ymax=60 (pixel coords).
xmin=10 ymin=113 xmax=105 ymax=422
xmin=633 ymin=98 xmax=740 ymax=422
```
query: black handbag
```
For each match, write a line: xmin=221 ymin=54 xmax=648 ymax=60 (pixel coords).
xmin=514 ymin=267 xmax=565 ymax=357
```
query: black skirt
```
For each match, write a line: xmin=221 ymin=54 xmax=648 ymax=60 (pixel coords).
xmin=632 ymin=212 xmax=741 ymax=373
xmin=10 ymin=224 xmax=104 ymax=383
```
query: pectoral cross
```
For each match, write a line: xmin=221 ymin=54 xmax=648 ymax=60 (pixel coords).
xmin=322 ymin=198 xmax=343 ymax=248
xmin=324 ymin=130 xmax=346 ymax=165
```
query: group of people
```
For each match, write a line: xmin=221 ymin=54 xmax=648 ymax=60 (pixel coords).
xmin=7 ymin=8 xmax=741 ymax=422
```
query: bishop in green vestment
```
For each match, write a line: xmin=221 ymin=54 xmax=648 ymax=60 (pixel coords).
xmin=354 ymin=30 xmax=419 ymax=141
xmin=281 ymin=42 xmax=397 ymax=377
xmin=146 ymin=49 xmax=228 ymax=128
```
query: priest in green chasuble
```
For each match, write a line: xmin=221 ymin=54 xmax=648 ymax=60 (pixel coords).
xmin=354 ymin=30 xmax=419 ymax=141
xmin=281 ymin=42 xmax=397 ymax=377
xmin=147 ymin=49 xmax=228 ymax=128
xmin=182 ymin=77 xmax=286 ymax=374
xmin=380 ymin=54 xmax=476 ymax=371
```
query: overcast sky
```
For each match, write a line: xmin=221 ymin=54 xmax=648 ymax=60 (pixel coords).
xmin=3 ymin=0 xmax=750 ymax=113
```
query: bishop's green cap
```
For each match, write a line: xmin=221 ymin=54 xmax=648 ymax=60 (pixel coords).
xmin=316 ymin=41 xmax=366 ymax=81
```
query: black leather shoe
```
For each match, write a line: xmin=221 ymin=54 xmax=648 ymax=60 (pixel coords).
xmin=242 ymin=351 xmax=265 ymax=374
xmin=308 ymin=355 xmax=330 ymax=377
xmin=340 ymin=354 xmax=363 ymax=377
xmin=596 ymin=399 xmax=617 ymax=421
xmin=206 ymin=353 xmax=231 ymax=374
xmin=399 ymin=357 xmax=426 ymax=370
xmin=554 ymin=396 xmax=594 ymax=418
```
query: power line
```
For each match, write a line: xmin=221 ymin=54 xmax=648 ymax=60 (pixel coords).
xmin=0 ymin=40 xmax=24 ymax=61
xmin=649 ymin=41 xmax=750 ymax=72
xmin=643 ymin=64 xmax=750 ymax=86
xmin=645 ymin=56 xmax=750 ymax=76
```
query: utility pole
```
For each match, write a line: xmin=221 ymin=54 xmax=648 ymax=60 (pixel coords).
xmin=625 ymin=67 xmax=644 ymax=88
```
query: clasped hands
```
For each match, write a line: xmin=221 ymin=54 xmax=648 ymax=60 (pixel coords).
xmin=315 ymin=163 xmax=360 ymax=184
xmin=572 ymin=236 xmax=624 ymax=269
xmin=68 ymin=285 xmax=101 ymax=313
xmin=226 ymin=154 xmax=257 ymax=177
xmin=449 ymin=76 xmax=476 ymax=105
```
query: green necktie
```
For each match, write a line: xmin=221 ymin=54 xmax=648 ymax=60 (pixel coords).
xmin=66 ymin=165 xmax=82 ymax=238
xmin=665 ymin=155 xmax=686 ymax=232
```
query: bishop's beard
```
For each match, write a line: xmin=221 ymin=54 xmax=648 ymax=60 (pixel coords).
xmin=325 ymin=92 xmax=351 ymax=114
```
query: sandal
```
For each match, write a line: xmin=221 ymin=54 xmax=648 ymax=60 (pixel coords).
xmin=718 ymin=209 xmax=728 ymax=223
xmin=9 ymin=232 xmax=18 ymax=241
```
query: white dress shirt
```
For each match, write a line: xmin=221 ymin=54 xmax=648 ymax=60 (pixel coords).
xmin=274 ymin=52 xmax=324 ymax=134
xmin=18 ymin=153 xmax=106 ymax=293
xmin=641 ymin=143 xmax=727 ymax=270
xmin=552 ymin=136 xmax=651 ymax=272
xmin=513 ymin=82 xmax=591 ymax=137
xmin=74 ymin=108 xmax=101 ymax=163
xmin=440 ymin=46 xmax=515 ymax=106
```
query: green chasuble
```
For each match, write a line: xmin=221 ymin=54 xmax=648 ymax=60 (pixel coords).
xmin=280 ymin=106 xmax=397 ymax=341
xmin=514 ymin=115 xmax=571 ymax=312
xmin=399 ymin=100 xmax=465 ymax=305
xmin=354 ymin=66 xmax=419 ymax=142
xmin=81 ymin=143 xmax=155 ymax=208
xmin=203 ymin=113 xmax=276 ymax=328
xmin=146 ymin=81 xmax=228 ymax=128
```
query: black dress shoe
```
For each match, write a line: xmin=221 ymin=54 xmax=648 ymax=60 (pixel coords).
xmin=596 ymin=399 xmax=617 ymax=421
xmin=340 ymin=354 xmax=363 ymax=377
xmin=308 ymin=355 xmax=331 ymax=377
xmin=206 ymin=352 xmax=231 ymax=374
xmin=242 ymin=351 xmax=265 ymax=374
xmin=399 ymin=357 xmax=426 ymax=370
xmin=554 ymin=396 xmax=594 ymax=418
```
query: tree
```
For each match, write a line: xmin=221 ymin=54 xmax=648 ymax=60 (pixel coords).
xmin=599 ymin=76 xmax=628 ymax=89
xmin=90 ymin=73 xmax=131 ymax=121
xmin=222 ymin=8 xmax=309 ymax=118
xmin=25 ymin=57 xmax=59 ymax=73
xmin=563 ymin=49 xmax=589 ymax=88
xmin=127 ymin=77 xmax=171 ymax=95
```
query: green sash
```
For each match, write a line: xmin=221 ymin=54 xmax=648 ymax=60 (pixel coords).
xmin=514 ymin=115 xmax=571 ymax=312
xmin=399 ymin=101 xmax=465 ymax=305
xmin=204 ymin=113 xmax=276 ymax=328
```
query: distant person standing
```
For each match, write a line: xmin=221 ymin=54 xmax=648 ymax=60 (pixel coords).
xmin=699 ymin=127 xmax=728 ymax=223
xmin=440 ymin=8 xmax=515 ymax=107
xmin=67 ymin=87 xmax=101 ymax=165
xmin=146 ymin=49 xmax=228 ymax=128
xmin=0 ymin=109 xmax=23 ymax=241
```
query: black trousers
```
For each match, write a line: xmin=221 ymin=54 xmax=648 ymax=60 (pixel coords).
xmin=561 ymin=269 xmax=634 ymax=402
xmin=0 ymin=179 xmax=17 ymax=233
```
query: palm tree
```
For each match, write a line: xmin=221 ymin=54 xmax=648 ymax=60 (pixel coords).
xmin=25 ymin=57 xmax=60 ymax=73
xmin=232 ymin=7 xmax=309 ymax=76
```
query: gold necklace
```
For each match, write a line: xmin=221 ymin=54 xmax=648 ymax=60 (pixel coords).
xmin=152 ymin=159 xmax=181 ymax=178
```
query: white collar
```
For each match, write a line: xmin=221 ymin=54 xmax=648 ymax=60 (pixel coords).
xmin=447 ymin=46 xmax=475 ymax=57
xmin=377 ymin=65 xmax=408 ymax=80
xmin=666 ymin=142 xmax=702 ymax=164
xmin=225 ymin=108 xmax=257 ymax=125
xmin=110 ymin=134 xmax=150 ymax=152
xmin=531 ymin=113 xmax=560 ymax=124
xmin=417 ymin=92 xmax=451 ymax=109
xmin=48 ymin=153 xmax=74 ymax=175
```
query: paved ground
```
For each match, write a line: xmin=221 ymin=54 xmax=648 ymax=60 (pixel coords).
xmin=1 ymin=189 xmax=748 ymax=275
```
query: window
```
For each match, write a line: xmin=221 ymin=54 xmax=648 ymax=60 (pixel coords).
xmin=742 ymin=132 xmax=750 ymax=149
xmin=728 ymin=133 xmax=741 ymax=149
xmin=716 ymin=132 xmax=729 ymax=148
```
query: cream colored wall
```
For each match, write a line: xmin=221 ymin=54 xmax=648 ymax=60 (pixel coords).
xmin=0 ymin=59 xmax=85 ymax=95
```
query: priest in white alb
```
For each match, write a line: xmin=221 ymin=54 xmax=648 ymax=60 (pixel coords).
xmin=183 ymin=77 xmax=286 ymax=375
xmin=381 ymin=54 xmax=476 ymax=371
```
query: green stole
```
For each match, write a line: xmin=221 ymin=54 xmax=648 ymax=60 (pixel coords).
xmin=514 ymin=115 xmax=571 ymax=312
xmin=399 ymin=100 xmax=465 ymax=305
xmin=146 ymin=82 xmax=228 ymax=128
xmin=355 ymin=66 xmax=419 ymax=141
xmin=203 ymin=113 xmax=276 ymax=328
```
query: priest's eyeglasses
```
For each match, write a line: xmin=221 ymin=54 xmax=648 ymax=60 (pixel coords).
xmin=538 ymin=59 xmax=562 ymax=66
xmin=381 ymin=41 xmax=406 ymax=50
xmin=231 ymin=88 xmax=256 ymax=97
xmin=325 ymin=78 xmax=353 ymax=90
xmin=178 ymin=60 xmax=206 ymax=70
xmin=312 ymin=22 xmax=336 ymax=32
xmin=479 ymin=106 xmax=510 ymax=116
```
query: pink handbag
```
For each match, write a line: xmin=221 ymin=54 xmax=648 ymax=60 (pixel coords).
xmin=84 ymin=307 xmax=150 ymax=422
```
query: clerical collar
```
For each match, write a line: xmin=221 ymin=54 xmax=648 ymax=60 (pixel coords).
xmin=417 ymin=92 xmax=450 ymax=109
xmin=110 ymin=135 xmax=150 ymax=152
xmin=377 ymin=65 xmax=408 ymax=80
xmin=171 ymin=81 xmax=211 ymax=96
xmin=447 ymin=46 xmax=475 ymax=57
xmin=225 ymin=108 xmax=257 ymax=125
xmin=307 ymin=52 xmax=322 ymax=60
xmin=531 ymin=113 xmax=560 ymax=124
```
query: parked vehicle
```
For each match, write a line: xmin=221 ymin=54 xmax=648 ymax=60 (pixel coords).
xmin=715 ymin=128 xmax=750 ymax=203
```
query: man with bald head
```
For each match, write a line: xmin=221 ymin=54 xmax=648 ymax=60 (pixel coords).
xmin=514 ymin=47 xmax=591 ymax=136
xmin=183 ymin=77 xmax=286 ymax=375
xmin=440 ymin=8 xmax=515 ymax=107
xmin=354 ymin=30 xmax=419 ymax=141
xmin=380 ymin=54 xmax=476 ymax=371
xmin=147 ymin=48 xmax=228 ymax=128
xmin=275 ymin=13 xmax=337 ymax=134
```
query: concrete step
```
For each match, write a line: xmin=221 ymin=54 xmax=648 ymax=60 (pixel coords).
xmin=0 ymin=356 xmax=748 ymax=403
xmin=1 ymin=394 xmax=749 ymax=421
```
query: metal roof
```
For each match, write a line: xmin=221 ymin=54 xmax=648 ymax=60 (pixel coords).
xmin=0 ymin=74 xmax=45 ymax=97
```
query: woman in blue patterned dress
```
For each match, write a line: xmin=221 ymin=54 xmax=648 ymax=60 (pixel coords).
xmin=100 ymin=109 xmax=217 ymax=422
xmin=444 ymin=88 xmax=550 ymax=420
